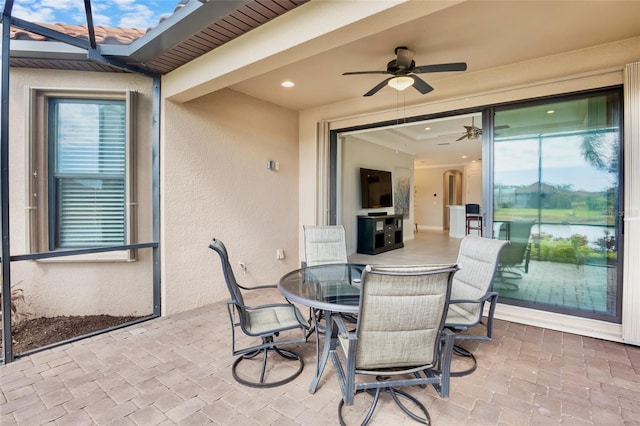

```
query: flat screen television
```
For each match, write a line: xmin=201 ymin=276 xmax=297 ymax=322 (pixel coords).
xmin=360 ymin=168 xmax=393 ymax=208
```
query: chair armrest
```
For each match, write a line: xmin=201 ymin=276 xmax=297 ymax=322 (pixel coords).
xmin=243 ymin=302 xmax=298 ymax=311
xmin=331 ymin=315 xmax=351 ymax=337
xmin=228 ymin=299 xmax=298 ymax=312
xmin=449 ymin=291 xmax=498 ymax=305
xmin=237 ymin=283 xmax=277 ymax=290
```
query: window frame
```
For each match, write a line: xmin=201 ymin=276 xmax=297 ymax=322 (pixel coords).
xmin=26 ymin=88 xmax=137 ymax=261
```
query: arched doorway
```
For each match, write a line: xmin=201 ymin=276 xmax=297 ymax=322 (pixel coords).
xmin=443 ymin=169 xmax=462 ymax=230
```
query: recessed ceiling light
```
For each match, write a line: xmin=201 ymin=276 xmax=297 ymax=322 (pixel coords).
xmin=461 ymin=155 xmax=468 ymax=159
xmin=424 ymin=127 xmax=431 ymax=131
xmin=546 ymin=109 xmax=555 ymax=114
xmin=281 ymin=81 xmax=295 ymax=88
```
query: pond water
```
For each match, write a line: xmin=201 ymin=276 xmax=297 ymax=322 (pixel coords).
xmin=493 ymin=222 xmax=615 ymax=245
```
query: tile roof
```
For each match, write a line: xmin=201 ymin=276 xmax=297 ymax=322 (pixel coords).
xmin=7 ymin=0 xmax=308 ymax=75
xmin=10 ymin=23 xmax=147 ymax=45
xmin=9 ymin=0 xmax=188 ymax=45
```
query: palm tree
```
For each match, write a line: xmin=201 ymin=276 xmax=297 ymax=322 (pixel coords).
xmin=580 ymin=133 xmax=618 ymax=174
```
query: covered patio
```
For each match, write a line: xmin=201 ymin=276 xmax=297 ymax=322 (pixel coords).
xmin=2 ymin=1 xmax=640 ymax=423
xmin=1 ymin=291 xmax=639 ymax=425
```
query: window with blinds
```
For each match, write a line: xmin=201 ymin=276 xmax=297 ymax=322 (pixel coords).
xmin=48 ymin=99 xmax=126 ymax=249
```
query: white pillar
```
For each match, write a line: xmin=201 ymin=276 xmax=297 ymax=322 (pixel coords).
xmin=622 ymin=61 xmax=640 ymax=345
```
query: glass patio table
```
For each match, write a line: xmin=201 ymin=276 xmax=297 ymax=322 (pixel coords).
xmin=278 ymin=263 xmax=365 ymax=394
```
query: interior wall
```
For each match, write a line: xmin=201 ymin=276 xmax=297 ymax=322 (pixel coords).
xmin=414 ymin=166 xmax=463 ymax=231
xmin=160 ymin=88 xmax=299 ymax=315
xmin=7 ymin=69 xmax=155 ymax=317
xmin=340 ymin=135 xmax=414 ymax=254
xmin=464 ymin=162 xmax=483 ymax=205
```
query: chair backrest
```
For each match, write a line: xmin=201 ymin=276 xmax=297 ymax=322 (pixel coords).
xmin=465 ymin=203 xmax=480 ymax=215
xmin=303 ymin=225 xmax=348 ymax=266
xmin=209 ymin=238 xmax=245 ymax=308
xmin=354 ymin=264 xmax=457 ymax=370
xmin=498 ymin=221 xmax=534 ymax=265
xmin=449 ymin=235 xmax=509 ymax=323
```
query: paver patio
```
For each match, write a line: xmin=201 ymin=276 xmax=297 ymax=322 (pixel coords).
xmin=1 ymin=287 xmax=639 ymax=425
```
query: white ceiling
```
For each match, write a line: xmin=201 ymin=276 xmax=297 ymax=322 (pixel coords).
xmin=343 ymin=113 xmax=484 ymax=168
xmin=227 ymin=1 xmax=640 ymax=167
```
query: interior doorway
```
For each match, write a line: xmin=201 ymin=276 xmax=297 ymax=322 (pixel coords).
xmin=443 ymin=169 xmax=463 ymax=230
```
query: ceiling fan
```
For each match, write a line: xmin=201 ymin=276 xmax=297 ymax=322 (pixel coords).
xmin=342 ymin=46 xmax=467 ymax=97
xmin=456 ymin=117 xmax=509 ymax=141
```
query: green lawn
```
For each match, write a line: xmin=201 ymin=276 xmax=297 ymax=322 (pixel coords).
xmin=494 ymin=208 xmax=613 ymax=225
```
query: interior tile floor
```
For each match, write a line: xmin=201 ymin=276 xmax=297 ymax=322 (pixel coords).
xmin=1 ymin=231 xmax=639 ymax=425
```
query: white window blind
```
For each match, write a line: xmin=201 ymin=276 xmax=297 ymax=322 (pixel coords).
xmin=49 ymin=99 xmax=126 ymax=249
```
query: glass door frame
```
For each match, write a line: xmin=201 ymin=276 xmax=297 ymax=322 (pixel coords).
xmin=328 ymin=86 xmax=623 ymax=324
xmin=487 ymin=87 xmax=624 ymax=323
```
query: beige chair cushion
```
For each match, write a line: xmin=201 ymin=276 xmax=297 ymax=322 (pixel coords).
xmin=351 ymin=264 xmax=456 ymax=370
xmin=303 ymin=225 xmax=348 ymax=266
xmin=445 ymin=236 xmax=508 ymax=326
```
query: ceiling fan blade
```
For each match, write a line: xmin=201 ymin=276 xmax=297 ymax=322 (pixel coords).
xmin=363 ymin=77 xmax=394 ymax=97
xmin=343 ymin=70 xmax=389 ymax=75
xmin=456 ymin=134 xmax=469 ymax=141
xmin=410 ymin=75 xmax=433 ymax=94
xmin=412 ymin=62 xmax=468 ymax=73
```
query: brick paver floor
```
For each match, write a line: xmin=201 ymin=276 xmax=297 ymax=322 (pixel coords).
xmin=2 ymin=289 xmax=640 ymax=425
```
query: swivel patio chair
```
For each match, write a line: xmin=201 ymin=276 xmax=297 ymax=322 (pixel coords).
xmin=495 ymin=220 xmax=535 ymax=289
xmin=444 ymin=235 xmax=509 ymax=376
xmin=330 ymin=264 xmax=458 ymax=425
xmin=303 ymin=225 xmax=359 ymax=328
xmin=209 ymin=238 xmax=310 ymax=388
xmin=303 ymin=224 xmax=350 ymax=266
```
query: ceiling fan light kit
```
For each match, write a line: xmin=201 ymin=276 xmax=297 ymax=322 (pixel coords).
xmin=387 ymin=76 xmax=414 ymax=91
xmin=343 ymin=46 xmax=467 ymax=97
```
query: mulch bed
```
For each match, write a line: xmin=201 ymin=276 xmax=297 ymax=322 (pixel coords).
xmin=2 ymin=315 xmax=142 ymax=354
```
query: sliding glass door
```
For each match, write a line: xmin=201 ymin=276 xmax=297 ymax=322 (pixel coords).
xmin=491 ymin=89 xmax=622 ymax=322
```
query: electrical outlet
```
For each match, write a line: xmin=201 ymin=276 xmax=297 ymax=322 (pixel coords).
xmin=276 ymin=249 xmax=285 ymax=260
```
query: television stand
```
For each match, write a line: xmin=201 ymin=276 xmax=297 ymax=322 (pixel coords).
xmin=357 ymin=214 xmax=404 ymax=255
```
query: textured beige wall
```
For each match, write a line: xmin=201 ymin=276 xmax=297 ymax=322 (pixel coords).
xmin=7 ymin=69 xmax=155 ymax=317
xmin=160 ymin=88 xmax=299 ymax=315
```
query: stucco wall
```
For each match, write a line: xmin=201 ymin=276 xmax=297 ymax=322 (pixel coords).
xmin=7 ymin=69 xmax=155 ymax=317
xmin=160 ymin=88 xmax=299 ymax=315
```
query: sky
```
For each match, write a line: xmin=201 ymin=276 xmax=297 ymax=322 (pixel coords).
xmin=494 ymin=135 xmax=617 ymax=192
xmin=7 ymin=0 xmax=182 ymax=30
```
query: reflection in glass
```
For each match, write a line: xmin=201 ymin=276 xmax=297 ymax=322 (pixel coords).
xmin=492 ymin=91 xmax=621 ymax=321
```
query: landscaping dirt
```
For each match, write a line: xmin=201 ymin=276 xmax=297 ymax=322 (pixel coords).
xmin=3 ymin=315 xmax=142 ymax=354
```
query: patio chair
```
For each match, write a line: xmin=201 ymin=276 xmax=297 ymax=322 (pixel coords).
xmin=444 ymin=235 xmax=509 ymax=376
xmin=495 ymin=220 xmax=535 ymax=289
xmin=303 ymin=225 xmax=358 ymax=328
xmin=303 ymin=224 xmax=349 ymax=267
xmin=330 ymin=264 xmax=458 ymax=425
xmin=209 ymin=238 xmax=310 ymax=388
